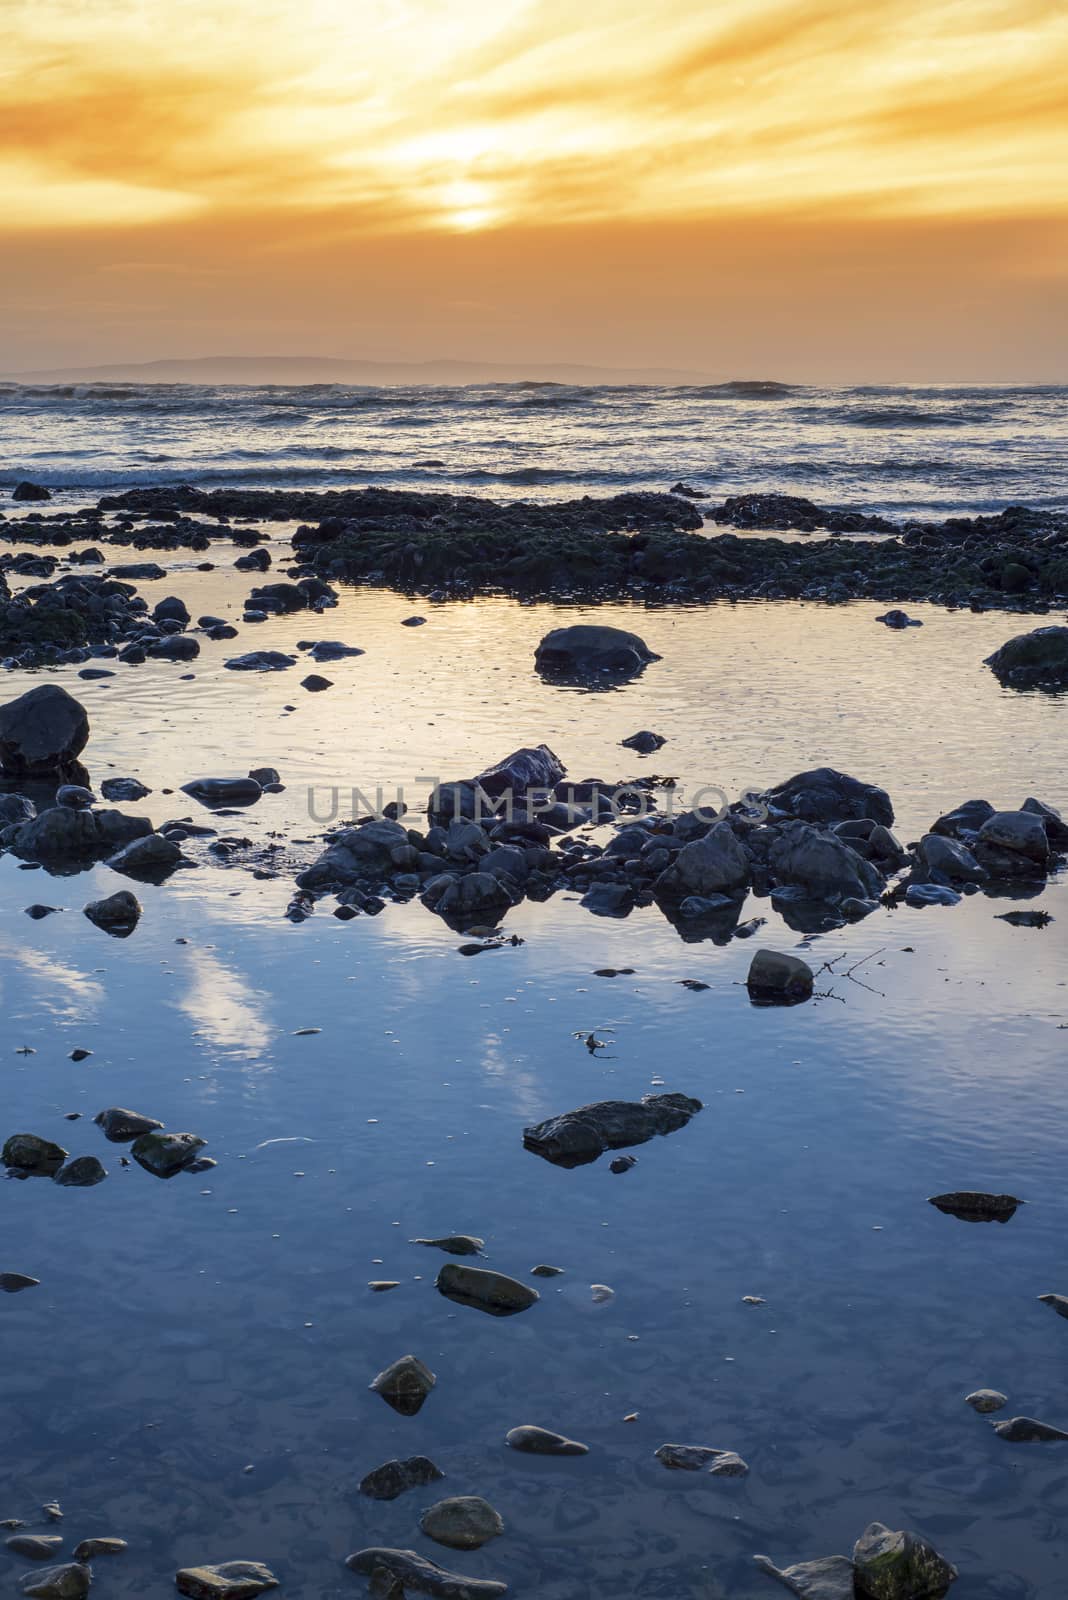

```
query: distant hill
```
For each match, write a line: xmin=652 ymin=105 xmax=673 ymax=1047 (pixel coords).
xmin=3 ymin=354 xmax=711 ymax=386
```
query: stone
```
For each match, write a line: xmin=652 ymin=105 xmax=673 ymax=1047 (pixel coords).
xmin=107 ymin=832 xmax=184 ymax=879
xmin=0 ymin=1273 xmax=41 ymax=1292
xmin=621 ymin=730 xmax=666 ymax=753
xmin=84 ymin=890 xmax=142 ymax=937
xmin=174 ymin=1562 xmax=279 ymax=1600
xmin=3 ymin=1133 xmax=68 ymax=1173
xmin=130 ymin=1130 xmax=207 ymax=1177
xmin=905 ymin=884 xmax=961 ymax=908
xmin=930 ymin=799 xmax=994 ymax=840
xmin=301 ymin=674 xmax=333 ymax=691
xmin=475 ymin=744 xmax=565 ymax=799
xmin=419 ymin=1497 xmax=504 ymax=1551
xmin=852 ymin=1522 xmax=958 ymax=1599
xmin=223 ymin=652 xmax=296 ymax=671
xmin=0 ymin=793 xmax=36 ymax=824
xmin=55 ymin=785 xmax=95 ymax=811
xmin=876 ymin=610 xmax=922 ymax=628
xmin=369 ymin=1354 xmax=436 ymax=1416
xmin=985 ymin=625 xmax=1068 ymax=686
xmin=436 ymin=1263 xmax=539 ymax=1317
xmin=181 ymin=777 xmax=262 ymax=803
xmin=0 ymin=686 xmax=89 ymax=777
xmin=975 ymin=809 xmax=1050 ymax=867
xmin=13 ymin=481 xmax=51 ymax=501
xmin=53 ymin=1156 xmax=108 ymax=1187
xmin=764 ymin=767 xmax=894 ymax=827
xmin=754 ymin=1554 xmax=858 ymax=1600
xmin=302 ymin=640 xmax=365 ymax=662
xmin=11 ymin=808 xmax=152 ymax=863
xmin=345 ymin=1548 xmax=507 ymax=1600
xmin=768 ymin=821 xmax=884 ymax=901
xmin=581 ymin=882 xmax=635 ymax=917
xmin=100 ymin=778 xmax=151 ymax=801
xmin=523 ymin=1092 xmax=703 ymax=1168
xmin=21 ymin=1565 xmax=91 ymax=1600
xmin=917 ymin=834 xmax=987 ymax=882
xmin=746 ymin=949 xmax=814 ymax=1005
xmin=1039 ymin=1292 xmax=1068 ymax=1319
xmin=964 ymin=1389 xmax=1007 ymax=1413
xmin=421 ymin=871 xmax=517 ymax=922
xmin=654 ymin=1444 xmax=748 ymax=1475
xmin=1022 ymin=796 xmax=1068 ymax=847
xmin=654 ymin=821 xmax=751 ymax=898
xmin=530 ymin=1265 xmax=564 ymax=1277
xmin=145 ymin=635 xmax=199 ymax=662
xmin=7 ymin=1537 xmax=63 ymax=1559
xmin=505 ymin=1425 xmax=588 ymax=1456
xmin=534 ymin=624 xmax=659 ymax=677
xmin=928 ymin=1191 xmax=1021 ymax=1222
xmin=71 ymin=1543 xmax=126 ymax=1562
xmin=94 ymin=1106 xmax=164 ymax=1141
xmin=410 ymin=1235 xmax=485 ymax=1256
xmin=993 ymin=1416 xmax=1068 ymax=1441
xmin=359 ymin=1456 xmax=445 ymax=1501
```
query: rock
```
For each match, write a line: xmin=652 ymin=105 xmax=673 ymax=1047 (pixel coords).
xmin=930 ymin=799 xmax=995 ymax=840
xmin=928 ymin=1191 xmax=1021 ymax=1222
xmin=523 ymin=1092 xmax=702 ymax=1168
xmin=359 ymin=1456 xmax=445 ymax=1501
xmin=84 ymin=890 xmax=142 ymax=937
xmin=55 ymin=785 xmax=95 ymax=810
xmin=130 ymin=1130 xmax=207 ymax=1177
xmin=95 ymin=1109 xmax=164 ymax=1143
xmin=411 ymin=1235 xmax=485 ymax=1256
xmin=768 ymin=822 xmax=884 ymax=901
xmin=975 ymin=809 xmax=1051 ymax=871
xmin=965 ymin=1389 xmax=1007 ymax=1413
xmin=0 ymin=686 xmax=89 ymax=777
xmin=7 ymin=1537 xmax=63 ymax=1559
xmin=531 ymin=1265 xmax=563 ymax=1277
xmin=0 ymin=1273 xmax=41 ymax=1292
xmin=181 ymin=777 xmax=262 ymax=803
xmin=100 ymin=778 xmax=151 ymax=802
xmin=764 ymin=768 xmax=894 ymax=827
xmin=505 ymin=1425 xmax=588 ymax=1455
xmin=621 ymin=730 xmax=666 ymax=753
xmin=610 ymin=1155 xmax=636 ymax=1173
xmin=24 ymin=905 xmax=58 ymax=920
xmin=997 ymin=908 xmax=1053 ymax=928
xmin=852 ymin=1522 xmax=957 ymax=1599
xmin=248 ymin=767 xmax=280 ymax=786
xmin=421 ymin=871 xmax=517 ymax=923
xmin=655 ymin=821 xmax=751 ymax=898
xmin=8 ymin=806 xmax=152 ymax=863
xmin=301 ymin=641 xmax=365 ymax=662
xmin=53 ymin=1156 xmax=108 ymax=1187
xmin=401 ymin=615 xmax=426 ymax=626
xmin=654 ymin=1444 xmax=748 ymax=1475
xmin=345 ymin=1548 xmax=507 ymax=1600
xmin=301 ymin=674 xmax=333 ymax=691
xmin=419 ymin=1498 xmax=504 ymax=1551
xmin=223 ymin=652 xmax=296 ymax=671
xmin=436 ymin=1263 xmax=539 ymax=1317
xmin=1038 ymin=1292 xmax=1068 ymax=1318
xmin=107 ymin=832 xmax=184 ymax=879
xmin=174 ymin=1562 xmax=279 ymax=1600
xmin=905 ymin=884 xmax=961 ymax=908
xmin=21 ymin=1565 xmax=90 ymax=1600
xmin=2 ymin=1133 xmax=68 ymax=1173
xmin=993 ymin=1416 xmax=1068 ymax=1441
xmin=369 ymin=1354 xmax=436 ymax=1416
xmin=917 ymin=834 xmax=987 ymax=882
xmin=13 ymin=481 xmax=51 ymax=501
xmin=746 ymin=949 xmax=814 ymax=1005
xmin=145 ymin=635 xmax=200 ymax=661
xmin=985 ymin=625 xmax=1068 ymax=686
xmin=0 ymin=793 xmax=36 ymax=824
xmin=71 ymin=1542 xmax=126 ymax=1562
xmin=876 ymin=610 xmax=922 ymax=628
xmin=534 ymin=624 xmax=659 ymax=678
xmin=753 ymin=1554 xmax=858 ymax=1600
xmin=580 ymin=882 xmax=635 ymax=917
xmin=1022 ymin=795 xmax=1068 ymax=847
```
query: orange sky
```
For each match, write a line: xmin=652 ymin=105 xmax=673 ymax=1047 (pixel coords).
xmin=3 ymin=0 xmax=1067 ymax=379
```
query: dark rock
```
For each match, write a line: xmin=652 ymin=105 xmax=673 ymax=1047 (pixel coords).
xmin=181 ymin=777 xmax=262 ymax=804
xmin=655 ymin=1443 xmax=748 ymax=1474
xmin=71 ymin=1543 xmax=126 ymax=1562
xmin=2 ymin=1133 xmax=68 ymax=1173
xmin=21 ymin=1564 xmax=90 ymax=1600
xmin=369 ymin=1354 xmax=436 ymax=1416
xmin=345 ymin=1548 xmax=507 ymax=1600
xmin=876 ymin=610 xmax=922 ymax=628
xmin=505 ymin=1425 xmax=588 ymax=1456
xmin=1037 ymin=1293 xmax=1068 ymax=1319
xmin=84 ymin=890 xmax=142 ymax=937
xmin=12 ymin=481 xmax=51 ymax=502
xmin=655 ymin=822 xmax=750 ymax=898
xmin=747 ymin=949 xmax=815 ymax=1005
xmin=764 ymin=768 xmax=894 ymax=827
xmin=174 ymin=1562 xmax=278 ymax=1599
xmin=609 ymin=1155 xmax=637 ymax=1173
xmin=965 ymin=1389 xmax=1007 ymax=1412
xmin=359 ymin=1456 xmax=445 ymax=1502
xmin=6 ymin=1538 xmax=63 ymax=1560
xmin=24 ymin=904 xmax=58 ymax=920
xmin=768 ymin=822 xmax=884 ymax=901
xmin=419 ymin=1498 xmax=504 ymax=1551
xmin=852 ymin=1520 xmax=958 ymax=1598
xmin=985 ymin=625 xmax=1068 ymax=687
xmin=53 ymin=1156 xmax=108 ymax=1187
xmin=905 ymin=883 xmax=961 ymax=908
xmin=145 ymin=634 xmax=199 ymax=661
xmin=931 ymin=799 xmax=995 ymax=840
xmin=436 ymin=1263 xmax=539 ymax=1317
xmin=621 ymin=729 xmax=666 ymax=753
xmin=410 ymin=1235 xmax=485 ymax=1256
xmin=224 ymin=652 xmax=296 ymax=672
xmin=753 ymin=1554 xmax=857 ymax=1600
xmin=0 ymin=1272 xmax=41 ymax=1292
xmin=300 ymin=674 xmax=332 ymax=691
xmin=0 ymin=685 xmax=89 ymax=777
xmin=153 ymin=596 xmax=190 ymax=625
xmin=928 ymin=1191 xmax=1021 ymax=1222
xmin=100 ymin=777 xmax=151 ymax=802
xmin=993 ymin=1416 xmax=1068 ymax=1441
xmin=9 ymin=807 xmax=152 ymax=863
xmin=130 ymin=1129 xmax=207 ymax=1177
xmin=94 ymin=1107 xmax=165 ymax=1141
xmin=524 ymin=1092 xmax=702 ymax=1168
xmin=917 ymin=834 xmax=986 ymax=882
xmin=107 ymin=832 xmax=184 ymax=879
xmin=534 ymin=624 xmax=659 ymax=678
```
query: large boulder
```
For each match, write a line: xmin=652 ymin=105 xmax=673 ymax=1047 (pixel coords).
xmin=475 ymin=744 xmax=565 ymax=798
xmin=985 ymin=625 xmax=1068 ymax=687
xmin=534 ymin=624 xmax=659 ymax=678
xmin=975 ymin=809 xmax=1051 ymax=876
xmin=0 ymin=686 xmax=89 ymax=778
xmin=929 ymin=798 xmax=995 ymax=840
xmin=763 ymin=768 xmax=894 ymax=827
xmin=6 ymin=807 xmax=152 ymax=862
xmin=654 ymin=821 xmax=750 ymax=899
xmin=768 ymin=821 xmax=884 ymax=901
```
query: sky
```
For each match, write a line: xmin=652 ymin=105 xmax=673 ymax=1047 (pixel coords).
xmin=2 ymin=0 xmax=1066 ymax=380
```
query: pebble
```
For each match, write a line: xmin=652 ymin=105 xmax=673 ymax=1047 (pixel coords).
xmin=965 ymin=1389 xmax=1007 ymax=1413
xmin=419 ymin=1497 xmax=504 ymax=1551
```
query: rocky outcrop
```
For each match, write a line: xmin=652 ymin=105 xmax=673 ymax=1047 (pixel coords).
xmin=0 ymin=685 xmax=89 ymax=777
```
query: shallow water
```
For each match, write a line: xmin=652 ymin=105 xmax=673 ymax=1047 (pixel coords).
xmin=3 ymin=549 xmax=1068 ymax=1597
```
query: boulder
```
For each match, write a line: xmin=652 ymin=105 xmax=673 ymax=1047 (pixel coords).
xmin=2 ymin=1133 xmax=68 ymax=1173
xmin=130 ymin=1129 xmax=206 ymax=1177
xmin=476 ymin=744 xmax=565 ymax=798
xmin=763 ymin=768 xmax=894 ymax=827
xmin=655 ymin=1444 xmax=748 ymax=1475
xmin=1022 ymin=796 xmax=1068 ymax=847
xmin=345 ymin=1549 xmax=507 ymax=1600
xmin=175 ymin=1563 xmax=278 ymax=1600
xmin=94 ymin=1107 xmax=165 ymax=1142
xmin=985 ymin=625 xmax=1068 ymax=686
xmin=753 ymin=1554 xmax=857 ymax=1600
xmin=0 ymin=685 xmax=89 ymax=777
xmin=768 ymin=821 xmax=884 ymax=901
xmin=746 ymin=949 xmax=815 ymax=1005
xmin=523 ymin=1092 xmax=703 ymax=1168
xmin=369 ymin=1354 xmax=436 ymax=1416
xmin=852 ymin=1522 xmax=958 ymax=1600
xmin=181 ymin=777 xmax=262 ymax=804
xmin=505 ymin=1425 xmax=588 ymax=1456
xmin=84 ymin=889 xmax=141 ymax=936
xmin=904 ymin=884 xmax=960 ymax=908
xmin=223 ymin=652 xmax=296 ymax=671
xmin=0 ymin=793 xmax=36 ymax=824
xmin=359 ymin=1457 xmax=445 ymax=1502
xmin=108 ymin=832 xmax=184 ymax=879
xmin=100 ymin=777 xmax=150 ymax=802
xmin=12 ymin=481 xmax=51 ymax=502
xmin=145 ymin=635 xmax=199 ymax=661
xmin=930 ymin=799 xmax=995 ymax=840
xmin=6 ymin=806 xmax=151 ymax=862
xmin=917 ymin=834 xmax=987 ymax=882
xmin=534 ymin=624 xmax=659 ymax=678
xmin=53 ymin=1155 xmax=108 ymax=1187
xmin=421 ymin=872 xmax=518 ymax=923
xmin=296 ymin=819 xmax=411 ymax=890
xmin=21 ymin=1564 xmax=91 ymax=1600
xmin=419 ymin=1498 xmax=504 ymax=1552
xmin=435 ymin=1264 xmax=539 ymax=1317
xmin=975 ymin=809 xmax=1050 ymax=870
xmin=655 ymin=821 xmax=751 ymax=899
xmin=622 ymin=730 xmax=666 ymax=753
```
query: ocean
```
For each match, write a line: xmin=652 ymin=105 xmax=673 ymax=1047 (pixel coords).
xmin=2 ymin=380 xmax=1066 ymax=517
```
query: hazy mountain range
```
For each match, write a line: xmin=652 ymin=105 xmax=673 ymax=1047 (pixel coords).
xmin=3 ymin=354 xmax=711 ymax=386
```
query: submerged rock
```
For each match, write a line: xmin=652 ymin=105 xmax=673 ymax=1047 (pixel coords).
xmin=0 ymin=1273 xmax=41 ymax=1292
xmin=505 ymin=1425 xmax=588 ymax=1456
xmin=1038 ymin=1293 xmax=1068 ymax=1319
xmin=928 ymin=1191 xmax=1021 ymax=1223
xmin=345 ymin=1548 xmax=507 ymax=1600
xmin=359 ymin=1456 xmax=444 ymax=1502
xmin=985 ymin=625 xmax=1068 ymax=687
xmin=130 ymin=1130 xmax=206 ymax=1177
xmin=768 ymin=821 xmax=884 ymax=902
xmin=419 ymin=1497 xmax=504 ymax=1551
xmin=181 ymin=777 xmax=262 ymax=804
xmin=174 ymin=1562 xmax=279 ymax=1599
xmin=223 ymin=651 xmax=296 ymax=672
xmin=107 ymin=832 xmax=184 ymax=879
xmin=852 ymin=1522 xmax=957 ymax=1599
xmin=0 ymin=685 xmax=89 ymax=778
xmin=754 ymin=1554 xmax=857 ymax=1600
xmin=53 ymin=1156 xmax=108 ymax=1187
xmin=21 ymin=1564 xmax=91 ymax=1600
xmin=523 ymin=1092 xmax=702 ymax=1168
xmin=94 ymin=1107 xmax=164 ymax=1142
xmin=746 ymin=949 xmax=814 ymax=1005
xmin=99 ymin=777 xmax=150 ymax=802
xmin=534 ymin=624 xmax=659 ymax=678
xmin=436 ymin=1263 xmax=539 ymax=1317
xmin=411 ymin=1235 xmax=485 ymax=1256
xmin=369 ymin=1354 xmax=436 ymax=1416
xmin=7 ymin=1537 xmax=63 ymax=1560
xmin=2 ymin=1133 xmax=68 ymax=1174
xmin=10 ymin=809 xmax=151 ymax=863
xmin=83 ymin=890 xmax=142 ymax=937
xmin=964 ymin=1389 xmax=1007 ymax=1413
xmin=655 ymin=1444 xmax=749 ymax=1475
xmin=70 ymin=1542 xmax=125 ymax=1562
xmin=621 ymin=730 xmax=666 ymax=753
xmin=993 ymin=1415 xmax=1068 ymax=1441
